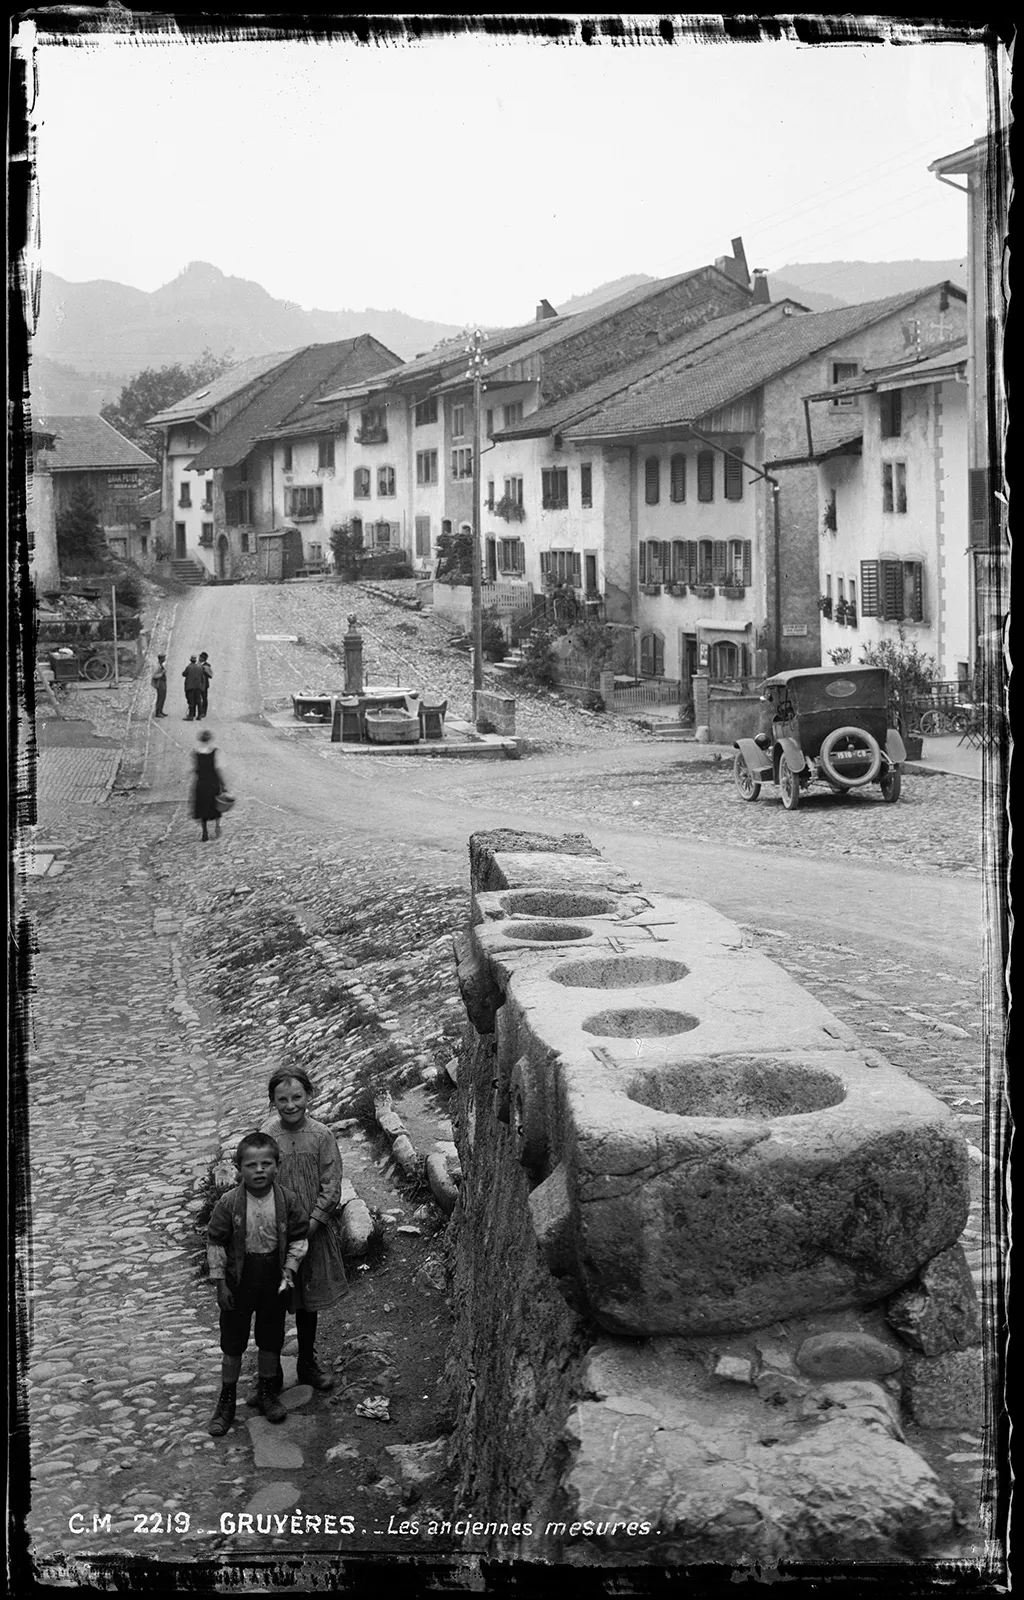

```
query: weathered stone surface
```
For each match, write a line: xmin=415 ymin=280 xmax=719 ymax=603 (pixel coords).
xmin=241 ymin=1481 xmax=301 ymax=1515
xmin=800 ymin=1380 xmax=904 ymax=1440
xmin=245 ymin=1416 xmax=305 ymax=1469
xmin=339 ymin=1196 xmax=374 ymax=1255
xmin=713 ymin=1355 xmax=754 ymax=1385
xmin=425 ymin=1153 xmax=459 ymax=1215
xmin=886 ymin=1244 xmax=982 ymax=1355
xmin=795 ymin=1331 xmax=904 ymax=1381
xmin=384 ymin=1438 xmax=449 ymax=1497
xmin=902 ymin=1348 xmax=985 ymax=1430
xmin=564 ymin=1400 xmax=954 ymax=1563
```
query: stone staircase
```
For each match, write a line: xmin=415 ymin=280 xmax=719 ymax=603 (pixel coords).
xmin=171 ymin=559 xmax=208 ymax=587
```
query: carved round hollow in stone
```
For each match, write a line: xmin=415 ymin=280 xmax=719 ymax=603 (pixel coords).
xmin=582 ymin=1007 xmax=700 ymax=1038
xmin=501 ymin=890 xmax=617 ymax=919
xmin=552 ymin=955 xmax=690 ymax=989
xmin=626 ymin=1058 xmax=846 ymax=1119
xmin=509 ymin=921 xmax=595 ymax=943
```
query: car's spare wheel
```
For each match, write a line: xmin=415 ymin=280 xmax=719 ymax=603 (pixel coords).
xmin=818 ymin=726 xmax=883 ymax=787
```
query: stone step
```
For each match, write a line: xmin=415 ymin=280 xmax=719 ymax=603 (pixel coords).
xmin=171 ymin=560 xmax=208 ymax=586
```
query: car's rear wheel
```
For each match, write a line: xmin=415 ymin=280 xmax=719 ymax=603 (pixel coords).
xmin=779 ymin=757 xmax=802 ymax=810
xmin=733 ymin=752 xmax=761 ymax=802
xmin=819 ymin=726 xmax=882 ymax=788
xmin=879 ymin=766 xmax=902 ymax=803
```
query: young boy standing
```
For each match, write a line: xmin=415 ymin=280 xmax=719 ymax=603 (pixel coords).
xmin=206 ymin=1133 xmax=309 ymax=1436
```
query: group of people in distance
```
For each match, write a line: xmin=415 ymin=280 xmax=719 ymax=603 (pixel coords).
xmin=151 ymin=651 xmax=214 ymax=722
xmin=207 ymin=1068 xmax=348 ymax=1437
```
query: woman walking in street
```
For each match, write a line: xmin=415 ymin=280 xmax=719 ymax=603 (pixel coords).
xmin=260 ymin=1068 xmax=347 ymax=1392
xmin=191 ymin=728 xmax=225 ymax=842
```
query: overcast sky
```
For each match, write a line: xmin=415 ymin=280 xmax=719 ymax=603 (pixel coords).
xmin=21 ymin=24 xmax=989 ymax=327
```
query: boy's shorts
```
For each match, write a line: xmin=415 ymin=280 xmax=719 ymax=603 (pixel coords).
xmin=219 ymin=1251 xmax=286 ymax=1356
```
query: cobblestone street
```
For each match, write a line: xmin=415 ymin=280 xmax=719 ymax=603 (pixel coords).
xmin=15 ymin=581 xmax=999 ymax=1582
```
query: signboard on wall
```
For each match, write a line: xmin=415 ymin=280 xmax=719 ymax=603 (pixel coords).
xmin=106 ymin=472 xmax=139 ymax=488
xmin=782 ymin=624 xmax=809 ymax=637
xmin=698 ymin=642 xmax=709 ymax=665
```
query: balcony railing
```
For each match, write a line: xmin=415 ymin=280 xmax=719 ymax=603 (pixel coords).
xmin=354 ymin=426 xmax=388 ymax=445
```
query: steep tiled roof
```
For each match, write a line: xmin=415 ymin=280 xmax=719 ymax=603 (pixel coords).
xmin=35 ymin=415 xmax=156 ymax=470
xmin=804 ymin=337 xmax=968 ymax=399
xmin=316 ymin=267 xmax=754 ymax=409
xmin=314 ymin=316 xmax=558 ymax=407
xmin=146 ymin=351 xmax=300 ymax=426
xmin=563 ymin=285 xmax=966 ymax=439
xmin=494 ymin=304 xmax=789 ymax=441
xmin=188 ymin=337 xmax=400 ymax=469
xmin=466 ymin=266 xmax=742 ymax=381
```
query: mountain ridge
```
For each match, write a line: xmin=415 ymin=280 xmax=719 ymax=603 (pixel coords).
xmin=31 ymin=257 xmax=971 ymax=415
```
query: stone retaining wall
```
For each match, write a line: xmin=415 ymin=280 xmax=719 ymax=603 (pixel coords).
xmin=445 ymin=829 xmax=979 ymax=1566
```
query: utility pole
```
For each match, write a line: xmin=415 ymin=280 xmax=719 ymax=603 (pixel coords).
xmin=466 ymin=328 xmax=487 ymax=697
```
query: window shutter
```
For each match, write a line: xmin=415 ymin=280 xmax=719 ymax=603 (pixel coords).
xmin=540 ymin=552 xmax=550 ymax=579
xmin=909 ymin=562 xmax=924 ymax=622
xmin=670 ymin=454 xmax=686 ymax=502
xmin=697 ymin=451 xmax=715 ymax=502
xmin=969 ymin=468 xmax=990 ymax=547
xmin=572 ymin=552 xmax=582 ymax=587
xmin=712 ymin=541 xmax=727 ymax=584
xmin=654 ymin=635 xmax=665 ymax=676
xmin=860 ymin=560 xmax=879 ymax=617
xmin=881 ymin=559 xmax=904 ymax=621
xmin=742 ymin=540 xmax=752 ymax=585
xmin=686 ymin=541 xmax=698 ymax=584
xmin=645 ymin=457 xmax=660 ymax=505
xmin=638 ymin=543 xmax=647 ymax=583
xmin=724 ymin=451 xmax=744 ymax=500
xmin=640 ymin=634 xmax=654 ymax=677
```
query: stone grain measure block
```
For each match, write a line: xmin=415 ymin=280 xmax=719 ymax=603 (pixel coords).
xmin=466 ymin=870 xmax=969 ymax=1336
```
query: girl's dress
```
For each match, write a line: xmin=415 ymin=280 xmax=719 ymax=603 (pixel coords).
xmin=260 ymin=1114 xmax=348 ymax=1311
xmin=192 ymin=747 xmax=223 ymax=822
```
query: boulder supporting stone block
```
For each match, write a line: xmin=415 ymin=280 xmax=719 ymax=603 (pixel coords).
xmin=886 ymin=1243 xmax=982 ymax=1355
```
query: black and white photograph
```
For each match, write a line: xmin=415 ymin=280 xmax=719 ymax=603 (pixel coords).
xmin=10 ymin=13 xmax=1011 ymax=1591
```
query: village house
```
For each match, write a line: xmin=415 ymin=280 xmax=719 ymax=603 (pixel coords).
xmin=147 ymin=337 xmax=399 ymax=581
xmin=307 ymin=242 xmax=760 ymax=577
xmin=501 ymin=283 xmax=967 ymax=704
xmin=929 ymin=131 xmax=1010 ymax=679
xmin=804 ymin=340 xmax=970 ymax=685
xmin=29 ymin=415 xmax=156 ymax=582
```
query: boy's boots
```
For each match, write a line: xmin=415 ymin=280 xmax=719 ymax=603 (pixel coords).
xmin=255 ymin=1378 xmax=287 ymax=1425
xmin=208 ymin=1383 xmax=236 ymax=1437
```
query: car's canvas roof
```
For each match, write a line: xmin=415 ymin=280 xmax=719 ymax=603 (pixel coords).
xmin=761 ymin=665 xmax=886 ymax=688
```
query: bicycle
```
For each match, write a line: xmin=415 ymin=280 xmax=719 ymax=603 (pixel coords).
xmin=917 ymin=705 xmax=971 ymax=737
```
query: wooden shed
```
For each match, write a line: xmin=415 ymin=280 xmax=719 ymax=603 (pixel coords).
xmin=257 ymin=526 xmax=304 ymax=581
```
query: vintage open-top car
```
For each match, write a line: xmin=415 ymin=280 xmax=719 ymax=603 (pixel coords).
xmin=733 ymin=665 xmax=906 ymax=809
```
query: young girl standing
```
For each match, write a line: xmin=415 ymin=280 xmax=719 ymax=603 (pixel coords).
xmin=262 ymin=1068 xmax=347 ymax=1390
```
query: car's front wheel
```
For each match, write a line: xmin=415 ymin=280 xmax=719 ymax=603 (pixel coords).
xmin=879 ymin=766 xmax=902 ymax=803
xmin=733 ymin=752 xmax=761 ymax=801
xmin=779 ymin=757 xmax=802 ymax=810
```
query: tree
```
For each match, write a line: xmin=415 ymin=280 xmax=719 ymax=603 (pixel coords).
xmin=860 ymin=625 xmax=937 ymax=736
xmin=56 ymin=487 xmax=108 ymax=572
xmin=329 ymin=521 xmax=364 ymax=579
xmin=433 ymin=527 xmax=474 ymax=585
xmin=100 ymin=349 xmax=233 ymax=485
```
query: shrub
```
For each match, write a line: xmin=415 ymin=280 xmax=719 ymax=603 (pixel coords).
xmin=515 ymin=620 xmax=557 ymax=688
xmin=481 ymin=608 xmax=508 ymax=662
xmin=860 ymin=626 xmax=937 ymax=733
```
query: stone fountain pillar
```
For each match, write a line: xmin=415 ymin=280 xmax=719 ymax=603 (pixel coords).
xmin=343 ymin=614 xmax=364 ymax=695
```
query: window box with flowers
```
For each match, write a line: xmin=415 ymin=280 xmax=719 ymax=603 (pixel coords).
xmin=666 ymin=582 xmax=687 ymax=596
xmin=694 ymin=584 xmax=716 ymax=600
xmin=640 ymin=583 xmax=662 ymax=597
xmin=493 ymin=493 xmax=526 ymax=523
xmin=818 ymin=595 xmax=833 ymax=620
xmin=821 ymin=491 xmax=838 ymax=535
xmin=836 ymin=601 xmax=858 ymax=628
xmin=721 ymin=585 xmax=746 ymax=600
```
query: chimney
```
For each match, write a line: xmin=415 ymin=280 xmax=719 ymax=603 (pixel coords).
xmin=535 ymin=299 xmax=557 ymax=322
xmin=715 ymin=236 xmax=751 ymax=289
xmin=751 ymin=269 xmax=771 ymax=305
